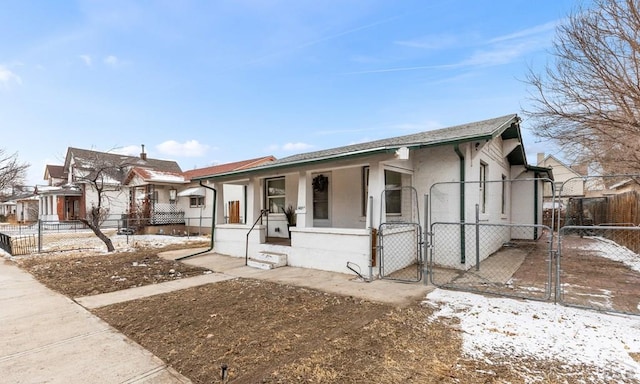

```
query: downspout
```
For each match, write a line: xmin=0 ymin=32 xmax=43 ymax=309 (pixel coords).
xmin=454 ymin=144 xmax=466 ymax=264
xmin=533 ymin=175 xmax=539 ymax=239
xmin=176 ymin=180 xmax=217 ymax=261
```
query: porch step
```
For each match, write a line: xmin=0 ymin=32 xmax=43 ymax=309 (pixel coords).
xmin=248 ymin=251 xmax=288 ymax=270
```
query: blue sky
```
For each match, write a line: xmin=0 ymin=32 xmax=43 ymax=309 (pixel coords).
xmin=1 ymin=0 xmax=579 ymax=186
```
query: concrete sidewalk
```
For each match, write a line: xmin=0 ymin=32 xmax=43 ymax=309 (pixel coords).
xmin=162 ymin=250 xmax=433 ymax=307
xmin=0 ymin=259 xmax=192 ymax=384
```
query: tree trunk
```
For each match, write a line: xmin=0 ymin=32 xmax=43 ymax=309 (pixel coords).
xmin=80 ymin=218 xmax=115 ymax=252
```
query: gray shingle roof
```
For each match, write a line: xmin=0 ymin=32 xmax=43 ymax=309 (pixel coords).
xmin=195 ymin=114 xmax=520 ymax=180
xmin=65 ymin=147 xmax=182 ymax=174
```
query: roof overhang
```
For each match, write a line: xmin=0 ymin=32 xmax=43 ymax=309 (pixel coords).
xmin=194 ymin=115 xmax=524 ymax=181
xmin=178 ymin=187 xmax=205 ymax=197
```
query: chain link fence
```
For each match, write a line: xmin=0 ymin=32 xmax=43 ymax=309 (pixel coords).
xmin=0 ymin=216 xmax=213 ymax=256
xmin=429 ymin=222 xmax=553 ymax=300
xmin=559 ymin=225 xmax=640 ymax=316
xmin=427 ymin=178 xmax=555 ymax=301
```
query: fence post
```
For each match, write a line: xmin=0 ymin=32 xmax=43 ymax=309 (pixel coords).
xmin=423 ymin=194 xmax=429 ymax=285
xmin=38 ymin=220 xmax=42 ymax=253
xmin=475 ymin=204 xmax=480 ymax=271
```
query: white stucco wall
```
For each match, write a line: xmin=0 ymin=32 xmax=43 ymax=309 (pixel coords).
xmin=83 ymin=184 xmax=129 ymax=219
xmin=287 ymin=227 xmax=371 ymax=274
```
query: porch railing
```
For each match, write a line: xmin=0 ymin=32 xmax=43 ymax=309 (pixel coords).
xmin=245 ymin=209 xmax=269 ymax=265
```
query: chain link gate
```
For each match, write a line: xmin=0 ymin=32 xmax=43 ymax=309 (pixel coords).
xmin=427 ymin=178 xmax=556 ymax=301
xmin=378 ymin=186 xmax=423 ymax=282
xmin=555 ymin=175 xmax=640 ymax=316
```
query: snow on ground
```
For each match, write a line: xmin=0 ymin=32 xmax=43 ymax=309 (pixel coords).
xmin=580 ymin=236 xmax=640 ymax=273
xmin=426 ymin=288 xmax=640 ymax=382
xmin=0 ymin=230 xmax=210 ymax=258
xmin=39 ymin=231 xmax=210 ymax=253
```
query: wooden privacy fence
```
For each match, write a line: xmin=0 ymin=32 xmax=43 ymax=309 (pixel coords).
xmin=566 ymin=190 xmax=640 ymax=253
xmin=568 ymin=191 xmax=640 ymax=225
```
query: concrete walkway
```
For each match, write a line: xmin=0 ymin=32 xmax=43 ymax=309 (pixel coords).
xmin=77 ymin=249 xmax=433 ymax=309
xmin=0 ymin=259 xmax=192 ymax=384
xmin=163 ymin=249 xmax=433 ymax=307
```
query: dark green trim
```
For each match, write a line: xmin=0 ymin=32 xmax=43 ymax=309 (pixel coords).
xmin=454 ymin=144 xmax=466 ymax=264
xmin=176 ymin=181 xmax=216 ymax=261
xmin=533 ymin=178 xmax=539 ymax=239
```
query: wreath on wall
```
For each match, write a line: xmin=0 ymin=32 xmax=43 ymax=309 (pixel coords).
xmin=312 ymin=174 xmax=328 ymax=192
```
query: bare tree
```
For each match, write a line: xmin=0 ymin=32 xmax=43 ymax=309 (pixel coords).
xmin=74 ymin=154 xmax=128 ymax=252
xmin=0 ymin=149 xmax=29 ymax=196
xmin=524 ymin=0 xmax=640 ymax=174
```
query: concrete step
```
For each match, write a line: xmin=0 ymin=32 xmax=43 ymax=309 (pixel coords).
xmin=247 ymin=259 xmax=278 ymax=270
xmin=252 ymin=251 xmax=287 ymax=268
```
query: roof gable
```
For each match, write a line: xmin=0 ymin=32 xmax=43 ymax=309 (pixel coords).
xmin=124 ymin=167 xmax=187 ymax=185
xmin=44 ymin=165 xmax=65 ymax=180
xmin=64 ymin=147 xmax=182 ymax=174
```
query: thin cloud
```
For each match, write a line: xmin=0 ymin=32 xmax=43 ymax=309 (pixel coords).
xmin=268 ymin=142 xmax=314 ymax=152
xmin=348 ymin=21 xmax=558 ymax=75
xmin=248 ymin=15 xmax=399 ymax=65
xmin=79 ymin=54 xmax=92 ymax=66
xmin=0 ymin=65 xmax=22 ymax=87
xmin=395 ymin=34 xmax=459 ymax=50
xmin=489 ymin=20 xmax=559 ymax=44
xmin=104 ymin=55 xmax=120 ymax=68
xmin=156 ymin=140 xmax=210 ymax=157
xmin=112 ymin=145 xmax=141 ymax=156
xmin=283 ymin=142 xmax=313 ymax=151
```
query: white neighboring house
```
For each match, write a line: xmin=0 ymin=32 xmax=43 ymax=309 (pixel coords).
xmin=179 ymin=156 xmax=276 ymax=234
xmin=194 ymin=114 xmax=551 ymax=276
xmin=536 ymin=153 xmax=585 ymax=208
xmin=37 ymin=146 xmax=183 ymax=225
xmin=0 ymin=189 xmax=38 ymax=223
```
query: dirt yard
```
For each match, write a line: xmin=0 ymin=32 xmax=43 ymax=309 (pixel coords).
xmin=16 ymin=243 xmax=212 ymax=297
xmin=13 ymin=244 xmax=629 ymax=383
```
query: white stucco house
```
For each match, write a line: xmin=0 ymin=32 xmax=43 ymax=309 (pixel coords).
xmin=536 ymin=153 xmax=585 ymax=206
xmin=37 ymin=147 xmax=184 ymax=225
xmin=179 ymin=156 xmax=276 ymax=234
xmin=193 ymin=114 xmax=551 ymax=277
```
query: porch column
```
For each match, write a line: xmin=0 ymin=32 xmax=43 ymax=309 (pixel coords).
xmin=367 ymin=163 xmax=385 ymax=229
xmin=296 ymin=171 xmax=309 ymax=228
xmin=213 ymin=182 xmax=225 ymax=225
xmin=52 ymin=194 xmax=58 ymax=220
xmin=245 ymin=177 xmax=263 ymax=225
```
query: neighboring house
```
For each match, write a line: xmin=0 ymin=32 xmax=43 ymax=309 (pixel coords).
xmin=15 ymin=194 xmax=39 ymax=223
xmin=605 ymin=178 xmax=640 ymax=195
xmin=0 ymin=187 xmax=38 ymax=223
xmin=536 ymin=153 xmax=585 ymax=207
xmin=123 ymin=166 xmax=188 ymax=226
xmin=37 ymin=146 xmax=183 ymax=225
xmin=0 ymin=200 xmax=16 ymax=218
xmin=194 ymin=114 xmax=551 ymax=275
xmin=180 ymin=156 xmax=276 ymax=233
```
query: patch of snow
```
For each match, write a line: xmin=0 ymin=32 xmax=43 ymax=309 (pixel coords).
xmin=581 ymin=236 xmax=640 ymax=272
xmin=426 ymin=289 xmax=640 ymax=382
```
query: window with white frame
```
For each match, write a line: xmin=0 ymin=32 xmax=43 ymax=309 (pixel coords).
xmin=190 ymin=196 xmax=205 ymax=207
xmin=385 ymin=170 xmax=402 ymax=215
xmin=266 ymin=177 xmax=286 ymax=214
xmin=362 ymin=166 xmax=369 ymax=216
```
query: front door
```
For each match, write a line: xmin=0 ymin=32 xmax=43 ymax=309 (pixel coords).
xmin=312 ymin=172 xmax=331 ymax=227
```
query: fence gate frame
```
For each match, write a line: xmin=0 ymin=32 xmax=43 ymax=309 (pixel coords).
xmin=378 ymin=186 xmax=423 ymax=282
xmin=426 ymin=178 xmax=557 ymax=301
